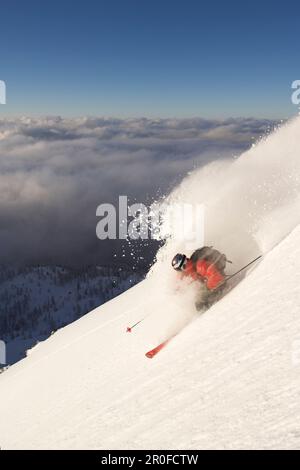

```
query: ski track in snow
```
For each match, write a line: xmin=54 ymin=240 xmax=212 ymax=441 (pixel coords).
xmin=0 ymin=117 xmax=300 ymax=449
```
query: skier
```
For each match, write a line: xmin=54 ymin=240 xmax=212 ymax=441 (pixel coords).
xmin=171 ymin=247 xmax=230 ymax=310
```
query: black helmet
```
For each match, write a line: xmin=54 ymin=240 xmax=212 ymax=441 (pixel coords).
xmin=172 ymin=253 xmax=187 ymax=271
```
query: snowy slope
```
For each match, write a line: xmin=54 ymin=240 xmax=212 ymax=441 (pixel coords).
xmin=0 ymin=265 xmax=142 ymax=366
xmin=0 ymin=225 xmax=300 ymax=449
xmin=0 ymin=117 xmax=300 ymax=449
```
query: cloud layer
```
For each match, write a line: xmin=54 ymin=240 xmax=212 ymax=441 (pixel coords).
xmin=0 ymin=116 xmax=277 ymax=267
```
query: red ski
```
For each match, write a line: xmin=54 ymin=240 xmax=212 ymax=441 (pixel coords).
xmin=145 ymin=339 xmax=170 ymax=358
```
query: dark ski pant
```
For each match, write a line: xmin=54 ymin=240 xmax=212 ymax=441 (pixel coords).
xmin=195 ymin=284 xmax=225 ymax=311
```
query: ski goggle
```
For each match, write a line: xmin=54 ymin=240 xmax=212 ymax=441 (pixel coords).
xmin=172 ymin=253 xmax=186 ymax=271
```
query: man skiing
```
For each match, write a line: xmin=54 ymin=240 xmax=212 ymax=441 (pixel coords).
xmin=171 ymin=247 xmax=230 ymax=310
xmin=144 ymin=251 xmax=261 ymax=358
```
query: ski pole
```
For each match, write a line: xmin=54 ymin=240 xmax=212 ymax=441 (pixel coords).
xmin=126 ymin=318 xmax=145 ymax=333
xmin=213 ymin=254 xmax=262 ymax=290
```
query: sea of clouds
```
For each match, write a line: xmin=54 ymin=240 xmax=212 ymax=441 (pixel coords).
xmin=0 ymin=116 xmax=277 ymax=267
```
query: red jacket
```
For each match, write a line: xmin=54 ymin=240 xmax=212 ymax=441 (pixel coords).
xmin=181 ymin=259 xmax=224 ymax=290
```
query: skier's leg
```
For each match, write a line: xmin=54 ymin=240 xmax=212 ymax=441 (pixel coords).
xmin=195 ymin=285 xmax=210 ymax=311
xmin=195 ymin=282 xmax=226 ymax=311
xmin=208 ymin=283 xmax=226 ymax=305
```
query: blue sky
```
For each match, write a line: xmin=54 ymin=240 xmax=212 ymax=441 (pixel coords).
xmin=0 ymin=0 xmax=299 ymax=118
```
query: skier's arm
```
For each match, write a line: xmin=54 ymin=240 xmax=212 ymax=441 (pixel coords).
xmin=195 ymin=260 xmax=208 ymax=283
xmin=206 ymin=264 xmax=224 ymax=290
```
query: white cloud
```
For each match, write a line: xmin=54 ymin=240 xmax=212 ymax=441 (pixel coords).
xmin=0 ymin=116 xmax=277 ymax=267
